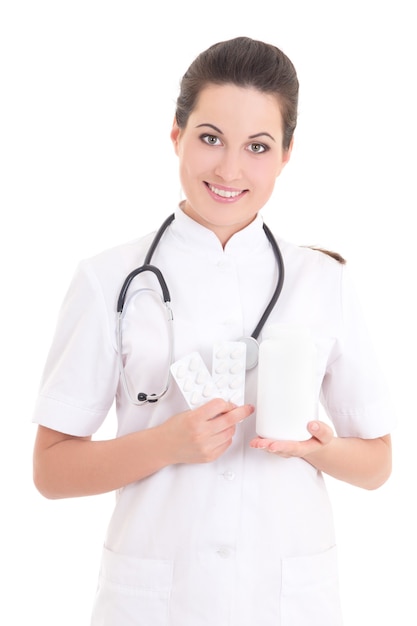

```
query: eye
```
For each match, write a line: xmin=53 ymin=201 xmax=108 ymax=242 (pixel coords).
xmin=201 ymin=134 xmax=222 ymax=146
xmin=248 ymin=142 xmax=268 ymax=154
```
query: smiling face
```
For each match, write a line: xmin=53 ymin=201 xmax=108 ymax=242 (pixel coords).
xmin=171 ymin=83 xmax=293 ymax=245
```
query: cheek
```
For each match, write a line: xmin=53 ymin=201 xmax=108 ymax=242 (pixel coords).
xmin=251 ymin=161 xmax=281 ymax=191
xmin=180 ymin=145 xmax=214 ymax=177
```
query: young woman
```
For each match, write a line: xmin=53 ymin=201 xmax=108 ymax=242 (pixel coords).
xmin=32 ymin=36 xmax=394 ymax=625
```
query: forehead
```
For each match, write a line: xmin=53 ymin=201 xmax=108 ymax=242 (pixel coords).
xmin=190 ymin=83 xmax=284 ymax=133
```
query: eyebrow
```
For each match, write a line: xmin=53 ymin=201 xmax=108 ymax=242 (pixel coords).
xmin=196 ymin=123 xmax=223 ymax=134
xmin=249 ymin=132 xmax=276 ymax=143
xmin=196 ymin=123 xmax=276 ymax=143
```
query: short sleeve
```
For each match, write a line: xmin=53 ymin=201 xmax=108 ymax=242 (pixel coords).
xmin=320 ymin=266 xmax=395 ymax=438
xmin=32 ymin=260 xmax=119 ymax=436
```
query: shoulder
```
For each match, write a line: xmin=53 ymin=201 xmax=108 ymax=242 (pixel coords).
xmin=80 ymin=232 xmax=155 ymax=282
xmin=276 ymin=237 xmax=349 ymax=308
xmin=65 ymin=232 xmax=157 ymax=311
xmin=305 ymin=246 xmax=346 ymax=265
xmin=88 ymin=232 xmax=155 ymax=270
xmin=278 ymin=237 xmax=346 ymax=271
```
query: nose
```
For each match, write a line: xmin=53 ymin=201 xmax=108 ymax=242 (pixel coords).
xmin=214 ymin=149 xmax=242 ymax=182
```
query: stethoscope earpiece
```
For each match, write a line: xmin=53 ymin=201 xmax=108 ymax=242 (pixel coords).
xmin=137 ymin=392 xmax=161 ymax=404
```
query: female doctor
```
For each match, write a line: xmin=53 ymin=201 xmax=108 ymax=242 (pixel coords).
xmin=32 ymin=36 xmax=394 ymax=625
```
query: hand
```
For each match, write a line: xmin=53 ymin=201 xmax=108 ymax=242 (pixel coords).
xmin=161 ymin=398 xmax=254 ymax=465
xmin=249 ymin=420 xmax=334 ymax=459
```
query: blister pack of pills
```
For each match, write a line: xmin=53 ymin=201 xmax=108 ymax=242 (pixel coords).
xmin=212 ymin=341 xmax=246 ymax=406
xmin=170 ymin=352 xmax=217 ymax=408
xmin=170 ymin=341 xmax=246 ymax=408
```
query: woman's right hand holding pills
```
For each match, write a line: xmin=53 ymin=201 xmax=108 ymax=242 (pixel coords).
xmin=160 ymin=398 xmax=254 ymax=465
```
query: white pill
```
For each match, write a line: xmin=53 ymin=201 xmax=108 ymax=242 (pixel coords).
xmin=190 ymin=391 xmax=203 ymax=405
xmin=188 ymin=356 xmax=201 ymax=371
xmin=229 ymin=376 xmax=244 ymax=389
xmin=215 ymin=376 xmax=228 ymax=390
xmin=215 ymin=347 xmax=229 ymax=359
xmin=202 ymin=384 xmax=216 ymax=397
xmin=230 ymin=361 xmax=244 ymax=374
xmin=183 ymin=378 xmax=194 ymax=392
xmin=175 ymin=363 xmax=187 ymax=378
xmin=229 ymin=389 xmax=244 ymax=403
xmin=214 ymin=361 xmax=228 ymax=375
xmin=231 ymin=347 xmax=245 ymax=359
xmin=196 ymin=369 xmax=209 ymax=384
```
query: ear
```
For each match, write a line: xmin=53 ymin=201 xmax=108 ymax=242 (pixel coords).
xmin=275 ymin=138 xmax=293 ymax=179
xmin=282 ymin=137 xmax=294 ymax=165
xmin=170 ymin=118 xmax=181 ymax=155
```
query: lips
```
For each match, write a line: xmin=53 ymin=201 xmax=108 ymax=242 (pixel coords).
xmin=206 ymin=182 xmax=246 ymax=199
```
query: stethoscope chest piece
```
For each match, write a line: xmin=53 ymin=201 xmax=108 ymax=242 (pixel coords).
xmin=240 ymin=336 xmax=260 ymax=369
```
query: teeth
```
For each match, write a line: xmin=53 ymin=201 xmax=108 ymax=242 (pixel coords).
xmin=209 ymin=184 xmax=242 ymax=198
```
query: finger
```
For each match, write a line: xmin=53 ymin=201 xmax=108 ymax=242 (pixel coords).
xmin=250 ymin=436 xmax=275 ymax=449
xmin=307 ymin=421 xmax=333 ymax=444
xmin=222 ymin=403 xmax=255 ymax=425
xmin=212 ymin=405 xmax=254 ymax=438
xmin=194 ymin=398 xmax=237 ymax=421
xmin=250 ymin=435 xmax=319 ymax=458
xmin=198 ymin=398 xmax=254 ymax=423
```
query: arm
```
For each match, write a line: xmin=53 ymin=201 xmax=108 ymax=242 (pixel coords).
xmin=250 ymin=421 xmax=392 ymax=490
xmin=33 ymin=399 xmax=254 ymax=499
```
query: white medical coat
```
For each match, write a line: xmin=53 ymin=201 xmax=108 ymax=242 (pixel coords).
xmin=33 ymin=208 xmax=395 ymax=625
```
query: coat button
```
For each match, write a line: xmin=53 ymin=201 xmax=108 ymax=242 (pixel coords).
xmin=216 ymin=547 xmax=232 ymax=559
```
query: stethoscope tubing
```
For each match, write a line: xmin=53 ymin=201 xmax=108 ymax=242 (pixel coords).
xmin=252 ymin=222 xmax=285 ymax=340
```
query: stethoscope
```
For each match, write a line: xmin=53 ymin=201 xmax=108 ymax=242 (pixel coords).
xmin=116 ymin=212 xmax=285 ymax=405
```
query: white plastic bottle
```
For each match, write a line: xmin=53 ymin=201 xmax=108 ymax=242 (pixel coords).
xmin=256 ymin=324 xmax=317 ymax=441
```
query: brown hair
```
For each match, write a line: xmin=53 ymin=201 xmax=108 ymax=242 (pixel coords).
xmin=175 ymin=36 xmax=299 ymax=151
xmin=308 ymin=247 xmax=346 ymax=264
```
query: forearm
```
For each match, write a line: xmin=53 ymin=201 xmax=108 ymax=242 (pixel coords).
xmin=303 ymin=433 xmax=392 ymax=490
xmin=33 ymin=400 xmax=254 ymax=500
xmin=33 ymin=425 xmax=170 ymax=499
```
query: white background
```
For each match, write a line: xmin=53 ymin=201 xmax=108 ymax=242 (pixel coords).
xmin=1 ymin=1 xmax=415 ymax=624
